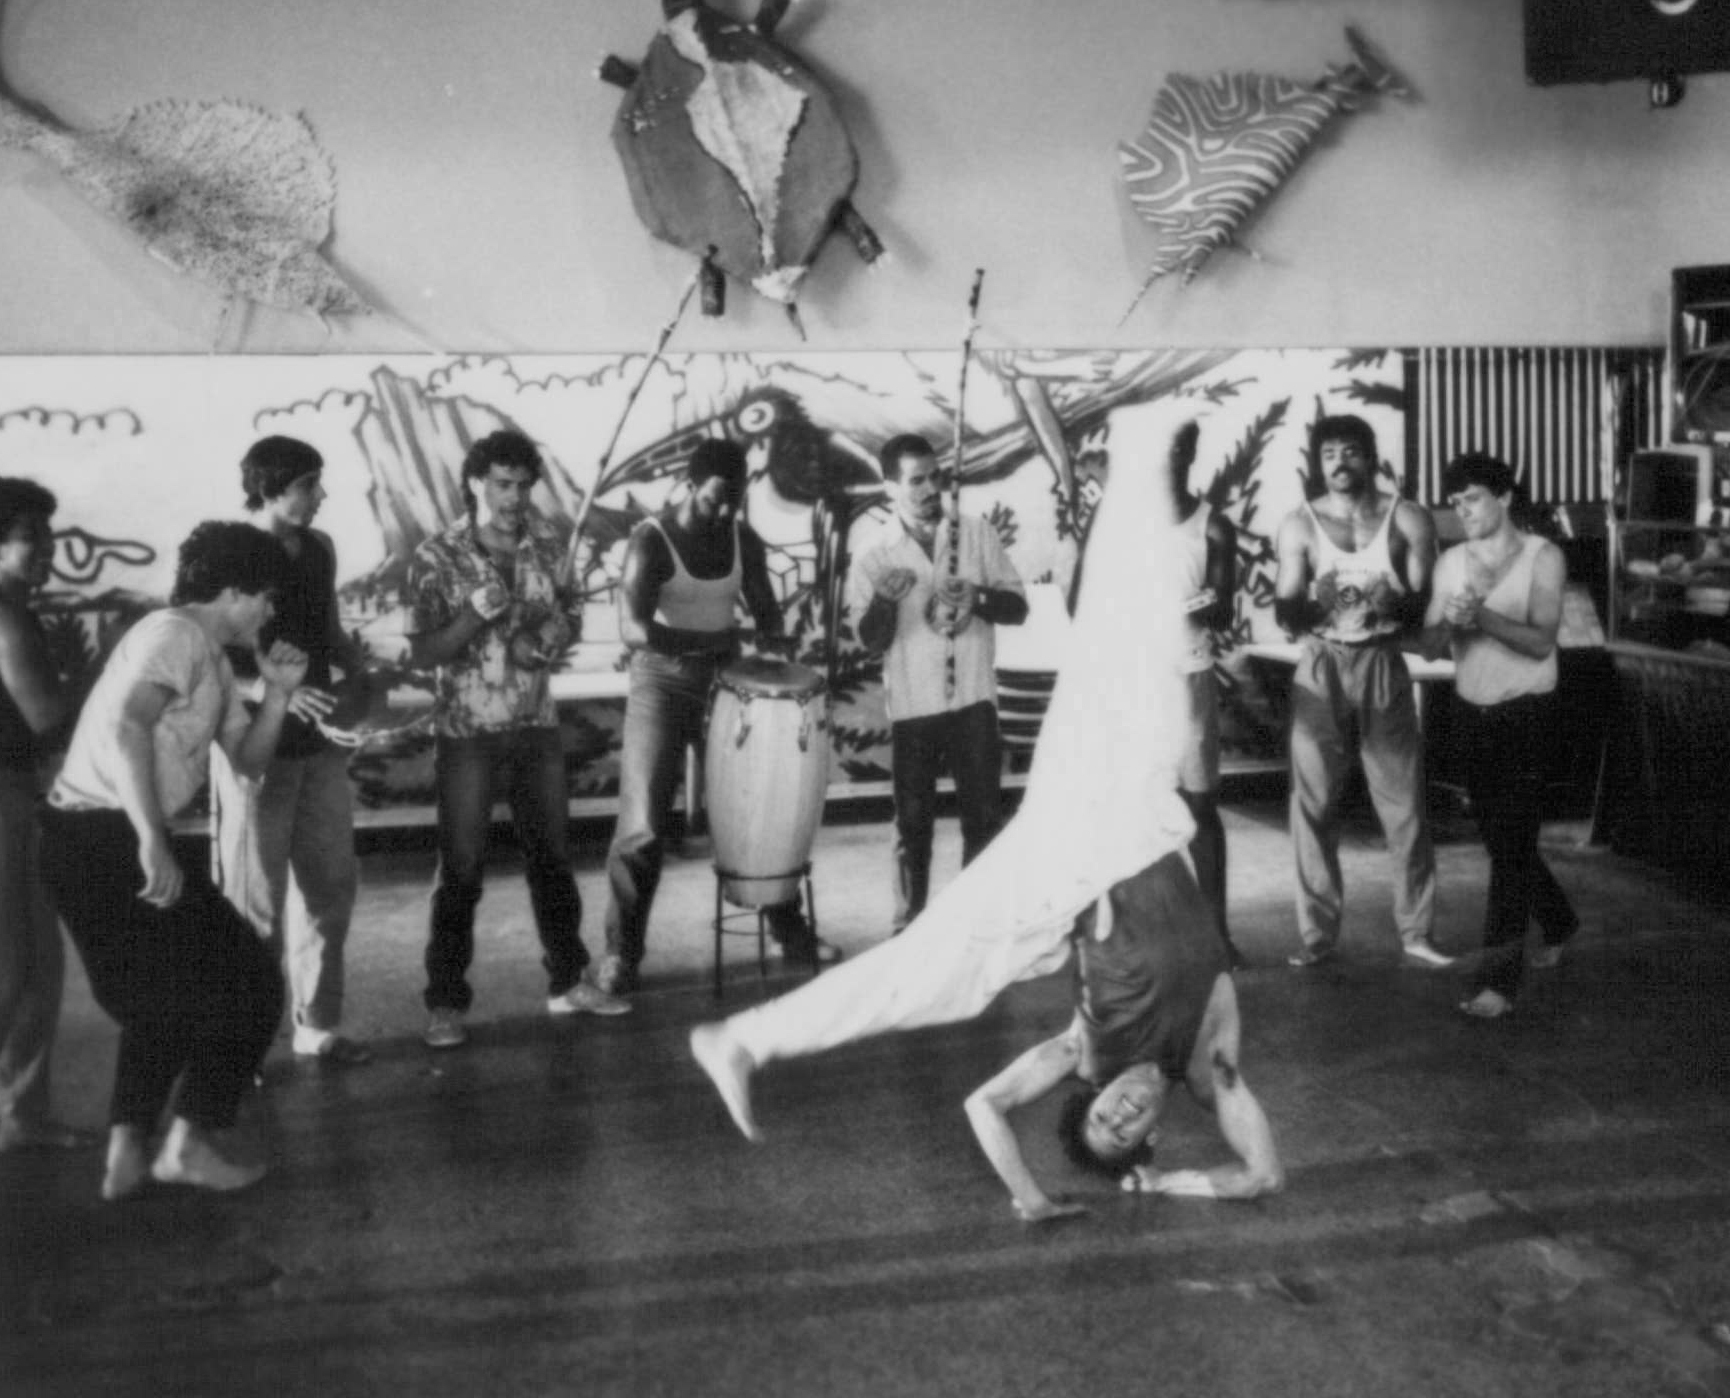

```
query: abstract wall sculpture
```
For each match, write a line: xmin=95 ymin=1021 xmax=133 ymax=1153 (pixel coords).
xmin=0 ymin=89 xmax=369 ymax=332
xmin=1118 ymin=28 xmax=1409 ymax=323
xmin=599 ymin=0 xmax=883 ymax=334
xmin=0 ymin=348 xmax=1405 ymax=812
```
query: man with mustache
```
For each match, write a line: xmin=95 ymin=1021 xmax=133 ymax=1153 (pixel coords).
xmin=1273 ymin=414 xmax=1446 ymax=969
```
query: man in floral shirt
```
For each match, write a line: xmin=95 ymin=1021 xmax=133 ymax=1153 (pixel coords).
xmin=406 ymin=430 xmax=626 ymax=1049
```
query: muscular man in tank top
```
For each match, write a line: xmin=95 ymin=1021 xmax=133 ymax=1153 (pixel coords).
xmin=601 ymin=438 xmax=832 ymax=992
xmin=1273 ymin=414 xmax=1447 ymax=969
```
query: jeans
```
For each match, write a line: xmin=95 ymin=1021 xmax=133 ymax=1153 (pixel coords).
xmin=604 ymin=650 xmax=809 ymax=970
xmin=890 ymin=700 xmax=1004 ymax=928
xmin=41 ymin=808 xmax=283 ymax=1131
xmin=1459 ymin=692 xmax=1577 ymax=1000
xmin=210 ymin=744 xmax=358 ymax=1033
xmin=426 ymin=726 xmax=587 ymax=1012
xmin=0 ymin=772 xmax=62 ymax=1129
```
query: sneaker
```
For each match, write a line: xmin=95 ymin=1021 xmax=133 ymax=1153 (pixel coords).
xmin=548 ymin=977 xmax=632 ymax=1018
xmin=1403 ymin=937 xmax=1457 ymax=969
xmin=293 ymin=1027 xmax=373 ymax=1066
xmin=594 ymin=954 xmax=637 ymax=996
xmin=1459 ymin=988 xmax=1514 ymax=1019
xmin=1529 ymin=944 xmax=1564 ymax=970
xmin=1287 ymin=944 xmax=1335 ymax=968
xmin=423 ymin=1008 xmax=468 ymax=1049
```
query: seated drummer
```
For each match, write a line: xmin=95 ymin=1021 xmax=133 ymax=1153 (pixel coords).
xmin=845 ymin=434 xmax=1027 ymax=934
xmin=598 ymin=438 xmax=833 ymax=994
xmin=964 ymin=852 xmax=1284 ymax=1222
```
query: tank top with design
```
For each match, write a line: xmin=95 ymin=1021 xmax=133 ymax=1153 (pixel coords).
xmin=1447 ymin=533 xmax=1558 ymax=706
xmin=649 ymin=518 xmax=741 ymax=637
xmin=1176 ymin=503 xmax=1215 ymax=675
xmin=1305 ymin=497 xmax=1403 ymax=643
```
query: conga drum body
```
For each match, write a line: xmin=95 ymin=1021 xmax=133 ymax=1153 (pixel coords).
xmin=704 ymin=657 xmax=831 ymax=908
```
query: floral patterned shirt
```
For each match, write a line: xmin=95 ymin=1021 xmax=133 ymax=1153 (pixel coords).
xmin=406 ymin=509 xmax=577 ymax=738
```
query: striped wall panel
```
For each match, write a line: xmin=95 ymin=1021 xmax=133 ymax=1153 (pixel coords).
xmin=1402 ymin=346 xmax=1664 ymax=505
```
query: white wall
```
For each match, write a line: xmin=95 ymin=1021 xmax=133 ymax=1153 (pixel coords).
xmin=1 ymin=0 xmax=1724 ymax=355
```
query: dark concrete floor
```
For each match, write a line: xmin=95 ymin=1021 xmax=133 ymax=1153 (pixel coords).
xmin=4 ymin=793 xmax=1730 ymax=1398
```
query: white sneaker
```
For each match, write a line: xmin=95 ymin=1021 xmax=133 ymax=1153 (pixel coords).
xmin=1403 ymin=938 xmax=1457 ymax=969
xmin=423 ymin=1008 xmax=468 ymax=1049
xmin=548 ymin=977 xmax=631 ymax=1018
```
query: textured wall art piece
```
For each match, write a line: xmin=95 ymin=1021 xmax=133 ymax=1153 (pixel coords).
xmin=0 ymin=348 xmax=1404 ymax=811
xmin=600 ymin=0 xmax=883 ymax=333
xmin=0 ymin=86 xmax=368 ymax=333
xmin=1118 ymin=28 xmax=1409 ymax=322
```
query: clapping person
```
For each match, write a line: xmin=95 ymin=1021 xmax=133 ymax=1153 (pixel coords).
xmin=42 ymin=523 xmax=307 ymax=1198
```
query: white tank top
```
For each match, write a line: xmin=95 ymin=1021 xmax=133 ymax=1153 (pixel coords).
xmin=1176 ymin=503 xmax=1214 ymax=674
xmin=1449 ymin=533 xmax=1558 ymax=705
xmin=649 ymin=518 xmax=741 ymax=635
xmin=1306 ymin=497 xmax=1403 ymax=643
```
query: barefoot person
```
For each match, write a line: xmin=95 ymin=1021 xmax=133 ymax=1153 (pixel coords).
xmin=42 ymin=522 xmax=309 ymax=1199
xmin=692 ymin=408 xmax=1202 ymax=1146
xmin=964 ymin=852 xmax=1281 ymax=1223
xmin=1422 ymin=452 xmax=1577 ymax=1019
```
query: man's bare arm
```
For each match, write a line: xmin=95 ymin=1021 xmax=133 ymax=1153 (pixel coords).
xmin=0 ymin=604 xmax=69 ymax=735
xmin=964 ymin=1025 xmax=1087 ymax=1222
xmin=1272 ymin=510 xmax=1318 ymax=637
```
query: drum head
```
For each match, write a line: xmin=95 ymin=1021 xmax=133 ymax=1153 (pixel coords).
xmin=716 ymin=655 xmax=826 ymax=700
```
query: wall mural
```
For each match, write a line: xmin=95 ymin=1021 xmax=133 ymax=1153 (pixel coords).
xmin=0 ymin=348 xmax=1405 ymax=815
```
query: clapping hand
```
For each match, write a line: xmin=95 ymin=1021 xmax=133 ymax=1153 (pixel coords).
xmin=1366 ymin=576 xmax=1401 ymax=621
xmin=928 ymin=576 xmax=978 ymax=636
xmin=468 ymin=581 xmax=511 ymax=622
xmin=256 ymin=640 xmax=309 ymax=697
xmin=286 ymin=685 xmax=337 ymax=724
xmin=873 ymin=565 xmax=917 ymax=603
xmin=1444 ymin=587 xmax=1482 ymax=630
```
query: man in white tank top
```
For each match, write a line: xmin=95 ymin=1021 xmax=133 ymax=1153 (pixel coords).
xmin=1422 ymin=452 xmax=1576 ymax=1019
xmin=600 ymin=439 xmax=828 ymax=993
xmin=1273 ymin=415 xmax=1445 ymax=968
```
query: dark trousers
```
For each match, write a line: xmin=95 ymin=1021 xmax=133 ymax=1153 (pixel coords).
xmin=1459 ymin=692 xmax=1577 ymax=1000
xmin=890 ymin=700 xmax=1004 ymax=928
xmin=426 ymin=726 xmax=585 ymax=1012
xmin=41 ymin=808 xmax=283 ymax=1131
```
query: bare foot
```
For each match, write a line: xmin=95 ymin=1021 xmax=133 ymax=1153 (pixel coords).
xmin=150 ymin=1120 xmax=266 ymax=1192
xmin=690 ymin=1023 xmax=763 ymax=1142
xmin=0 ymin=1117 xmax=96 ymax=1153
xmin=101 ymin=1126 xmax=151 ymax=1202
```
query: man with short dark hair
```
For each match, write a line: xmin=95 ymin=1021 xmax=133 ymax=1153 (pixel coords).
xmin=0 ymin=477 xmax=87 ymax=1154
xmin=963 ymin=852 xmax=1282 ymax=1222
xmin=44 ymin=521 xmax=303 ymax=1197
xmin=846 ymin=433 xmax=1027 ymax=931
xmin=407 ymin=430 xmax=626 ymax=1050
xmin=209 ymin=436 xmax=371 ymax=1066
xmin=598 ymin=437 xmax=825 ymax=993
xmin=1273 ymin=414 xmax=1445 ymax=969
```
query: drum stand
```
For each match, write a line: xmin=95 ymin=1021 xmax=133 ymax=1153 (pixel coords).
xmin=711 ymin=862 xmax=817 ymax=998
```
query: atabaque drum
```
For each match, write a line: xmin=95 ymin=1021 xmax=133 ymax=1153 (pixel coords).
xmin=704 ymin=656 xmax=831 ymax=908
